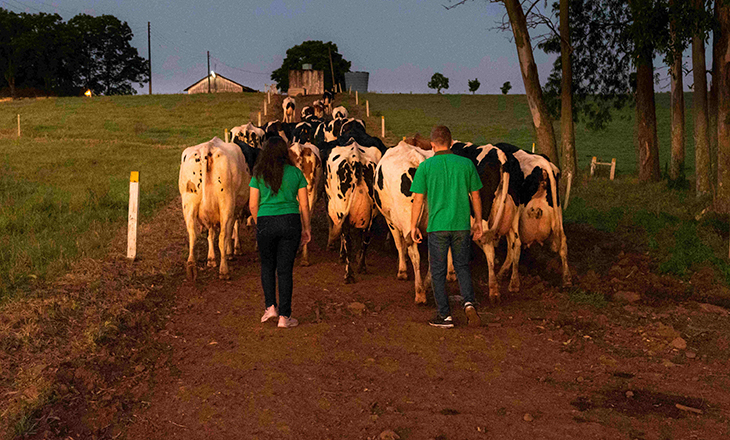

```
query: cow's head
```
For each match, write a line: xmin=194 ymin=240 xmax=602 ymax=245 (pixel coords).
xmin=404 ymin=133 xmax=432 ymax=150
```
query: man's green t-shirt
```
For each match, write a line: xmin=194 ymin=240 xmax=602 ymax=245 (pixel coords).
xmin=250 ymin=164 xmax=308 ymax=217
xmin=410 ymin=150 xmax=482 ymax=232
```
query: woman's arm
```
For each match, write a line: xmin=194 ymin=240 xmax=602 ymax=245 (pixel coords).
xmin=249 ymin=187 xmax=260 ymax=224
xmin=297 ymin=187 xmax=311 ymax=244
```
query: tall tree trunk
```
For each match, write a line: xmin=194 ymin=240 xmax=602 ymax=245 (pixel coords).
xmin=503 ymin=0 xmax=559 ymax=165
xmin=560 ymin=0 xmax=577 ymax=180
xmin=636 ymin=56 xmax=661 ymax=182
xmin=669 ymin=47 xmax=685 ymax=182
xmin=710 ymin=1 xmax=721 ymax=195
xmin=716 ymin=3 xmax=730 ymax=213
xmin=693 ymin=12 xmax=711 ymax=197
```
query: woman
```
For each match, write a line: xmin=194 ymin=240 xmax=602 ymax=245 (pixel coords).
xmin=249 ymin=136 xmax=311 ymax=328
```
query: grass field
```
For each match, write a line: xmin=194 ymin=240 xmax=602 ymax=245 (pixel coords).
xmin=0 ymin=91 xmax=726 ymax=299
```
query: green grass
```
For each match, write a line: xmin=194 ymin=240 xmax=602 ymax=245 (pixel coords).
xmin=0 ymin=93 xmax=260 ymax=296
xmin=0 ymin=91 xmax=726 ymax=299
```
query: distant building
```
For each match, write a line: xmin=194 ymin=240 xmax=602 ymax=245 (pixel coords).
xmin=288 ymin=69 xmax=324 ymax=96
xmin=184 ymin=73 xmax=257 ymax=94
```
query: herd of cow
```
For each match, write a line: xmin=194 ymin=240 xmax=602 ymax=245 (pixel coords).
xmin=178 ymin=91 xmax=572 ymax=305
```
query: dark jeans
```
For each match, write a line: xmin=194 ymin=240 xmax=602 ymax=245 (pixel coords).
xmin=256 ymin=214 xmax=301 ymax=318
xmin=428 ymin=230 xmax=476 ymax=318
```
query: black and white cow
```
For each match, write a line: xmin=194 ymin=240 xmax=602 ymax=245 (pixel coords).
xmin=283 ymin=96 xmax=296 ymax=123
xmin=312 ymin=100 xmax=325 ymax=118
xmin=231 ymin=122 xmax=265 ymax=149
xmin=325 ymin=138 xmax=382 ymax=283
xmin=301 ymin=105 xmax=315 ymax=120
xmin=332 ymin=105 xmax=348 ymax=120
xmin=263 ymin=120 xmax=296 ymax=145
xmin=323 ymin=90 xmax=334 ymax=115
xmin=494 ymin=143 xmax=572 ymax=291
xmin=451 ymin=141 xmax=517 ymax=303
xmin=292 ymin=121 xmax=315 ymax=144
xmin=324 ymin=118 xmax=366 ymax=142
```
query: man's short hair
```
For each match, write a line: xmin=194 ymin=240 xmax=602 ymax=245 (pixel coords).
xmin=430 ymin=125 xmax=452 ymax=147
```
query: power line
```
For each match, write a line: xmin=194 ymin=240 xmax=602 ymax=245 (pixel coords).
xmin=210 ymin=56 xmax=270 ymax=76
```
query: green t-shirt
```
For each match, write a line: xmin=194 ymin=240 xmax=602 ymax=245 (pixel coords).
xmin=410 ymin=150 xmax=483 ymax=232
xmin=250 ymin=164 xmax=308 ymax=217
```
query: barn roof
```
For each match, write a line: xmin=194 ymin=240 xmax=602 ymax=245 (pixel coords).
xmin=183 ymin=73 xmax=258 ymax=93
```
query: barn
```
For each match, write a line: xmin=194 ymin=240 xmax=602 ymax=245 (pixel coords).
xmin=184 ymin=73 xmax=257 ymax=94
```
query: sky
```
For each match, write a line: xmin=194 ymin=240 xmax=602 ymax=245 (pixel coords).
xmin=1 ymin=0 xmax=700 ymax=95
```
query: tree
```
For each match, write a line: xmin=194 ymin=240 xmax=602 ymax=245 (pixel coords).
xmin=270 ymin=41 xmax=351 ymax=93
xmin=66 ymin=14 xmax=148 ymax=95
xmin=716 ymin=2 xmax=730 ymax=213
xmin=468 ymin=78 xmax=480 ymax=94
xmin=692 ymin=0 xmax=711 ymax=196
xmin=559 ymin=0 xmax=577 ymax=182
xmin=428 ymin=73 xmax=449 ymax=94
xmin=500 ymin=81 xmax=512 ymax=94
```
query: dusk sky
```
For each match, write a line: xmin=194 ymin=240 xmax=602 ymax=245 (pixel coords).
xmin=3 ymin=0 xmax=696 ymax=95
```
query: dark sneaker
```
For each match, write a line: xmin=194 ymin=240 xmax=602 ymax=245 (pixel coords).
xmin=464 ymin=302 xmax=481 ymax=328
xmin=429 ymin=314 xmax=454 ymax=329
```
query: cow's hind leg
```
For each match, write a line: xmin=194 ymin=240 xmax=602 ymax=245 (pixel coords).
xmin=206 ymin=227 xmax=218 ymax=267
xmin=184 ymin=207 xmax=198 ymax=281
xmin=407 ymin=242 xmax=426 ymax=304
xmin=342 ymin=224 xmax=355 ymax=284
xmin=233 ymin=219 xmax=243 ymax=256
xmin=446 ymin=248 xmax=457 ymax=282
xmin=357 ymin=228 xmax=372 ymax=274
xmin=479 ymin=241 xmax=500 ymax=303
xmin=218 ymin=219 xmax=233 ymax=280
xmin=498 ymin=213 xmax=521 ymax=293
xmin=388 ymin=223 xmax=408 ymax=280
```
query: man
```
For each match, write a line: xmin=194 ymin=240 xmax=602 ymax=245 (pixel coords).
xmin=410 ymin=125 xmax=483 ymax=328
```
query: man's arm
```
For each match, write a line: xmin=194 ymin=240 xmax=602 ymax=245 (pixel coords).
xmin=470 ymin=190 xmax=482 ymax=241
xmin=410 ymin=193 xmax=424 ymax=244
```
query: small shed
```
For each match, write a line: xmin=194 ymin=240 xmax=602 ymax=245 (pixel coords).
xmin=288 ymin=69 xmax=324 ymax=96
xmin=184 ymin=73 xmax=257 ymax=94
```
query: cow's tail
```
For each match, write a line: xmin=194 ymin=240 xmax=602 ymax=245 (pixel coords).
xmin=543 ymin=157 xmax=563 ymax=239
xmin=200 ymin=142 xmax=212 ymax=209
xmin=484 ymin=149 xmax=510 ymax=238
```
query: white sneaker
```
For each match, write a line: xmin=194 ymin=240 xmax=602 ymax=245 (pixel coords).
xmin=277 ymin=316 xmax=299 ymax=328
xmin=261 ymin=305 xmax=278 ymax=323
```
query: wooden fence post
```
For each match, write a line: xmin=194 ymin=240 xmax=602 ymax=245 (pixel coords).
xmin=381 ymin=116 xmax=385 ymax=138
xmin=258 ymin=112 xmax=261 ymax=126
xmin=532 ymin=142 xmax=535 ymax=153
xmin=264 ymin=100 xmax=267 ymax=116
xmin=224 ymin=128 xmax=229 ymax=143
xmin=356 ymin=91 xmax=358 ymax=105
xmin=366 ymin=100 xmax=369 ymax=117
xmin=610 ymin=158 xmax=617 ymax=180
xmin=590 ymin=156 xmax=597 ymax=177
xmin=17 ymin=114 xmax=20 ymax=137
xmin=127 ymin=171 xmax=140 ymax=260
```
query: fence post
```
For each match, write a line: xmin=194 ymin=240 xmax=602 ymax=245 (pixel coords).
xmin=127 ymin=171 xmax=140 ymax=260
xmin=17 ymin=114 xmax=20 ymax=137
xmin=532 ymin=142 xmax=535 ymax=153
xmin=267 ymin=92 xmax=271 ymax=104
xmin=225 ymin=128 xmax=229 ymax=143
xmin=264 ymin=100 xmax=267 ymax=116
xmin=610 ymin=158 xmax=617 ymax=180
xmin=590 ymin=157 xmax=597 ymax=177
xmin=366 ymin=100 xmax=369 ymax=117
xmin=258 ymin=112 xmax=261 ymax=126
xmin=381 ymin=116 xmax=385 ymax=138
xmin=356 ymin=91 xmax=358 ymax=105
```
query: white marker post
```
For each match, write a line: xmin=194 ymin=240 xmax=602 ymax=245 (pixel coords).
xmin=258 ymin=112 xmax=262 ymax=126
xmin=225 ymin=128 xmax=229 ymax=143
xmin=532 ymin=142 xmax=535 ymax=153
xmin=366 ymin=100 xmax=369 ymax=117
xmin=17 ymin=114 xmax=20 ymax=137
xmin=267 ymin=91 xmax=271 ymax=104
xmin=356 ymin=91 xmax=358 ymax=105
xmin=264 ymin=100 xmax=267 ymax=116
xmin=127 ymin=171 xmax=140 ymax=260
xmin=381 ymin=116 xmax=385 ymax=138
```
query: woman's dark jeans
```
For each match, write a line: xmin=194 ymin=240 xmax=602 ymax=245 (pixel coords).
xmin=256 ymin=214 xmax=301 ymax=318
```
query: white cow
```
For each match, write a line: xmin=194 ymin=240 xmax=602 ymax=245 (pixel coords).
xmin=325 ymin=139 xmax=382 ymax=283
xmin=283 ymin=96 xmax=296 ymax=123
xmin=179 ymin=137 xmax=251 ymax=280
xmin=289 ymin=141 xmax=322 ymax=266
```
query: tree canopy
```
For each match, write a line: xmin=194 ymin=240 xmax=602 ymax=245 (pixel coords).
xmin=468 ymin=78 xmax=480 ymax=94
xmin=270 ymin=41 xmax=351 ymax=92
xmin=428 ymin=73 xmax=449 ymax=94
xmin=0 ymin=9 xmax=148 ymax=97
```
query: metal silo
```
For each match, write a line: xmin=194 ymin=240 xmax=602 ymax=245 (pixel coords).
xmin=344 ymin=71 xmax=369 ymax=93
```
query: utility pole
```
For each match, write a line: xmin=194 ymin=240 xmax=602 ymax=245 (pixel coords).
xmin=147 ymin=22 xmax=151 ymax=95
xmin=207 ymin=51 xmax=211 ymax=93
xmin=328 ymin=47 xmax=336 ymax=93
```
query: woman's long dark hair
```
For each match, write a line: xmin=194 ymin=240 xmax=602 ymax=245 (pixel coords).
xmin=252 ymin=136 xmax=294 ymax=195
